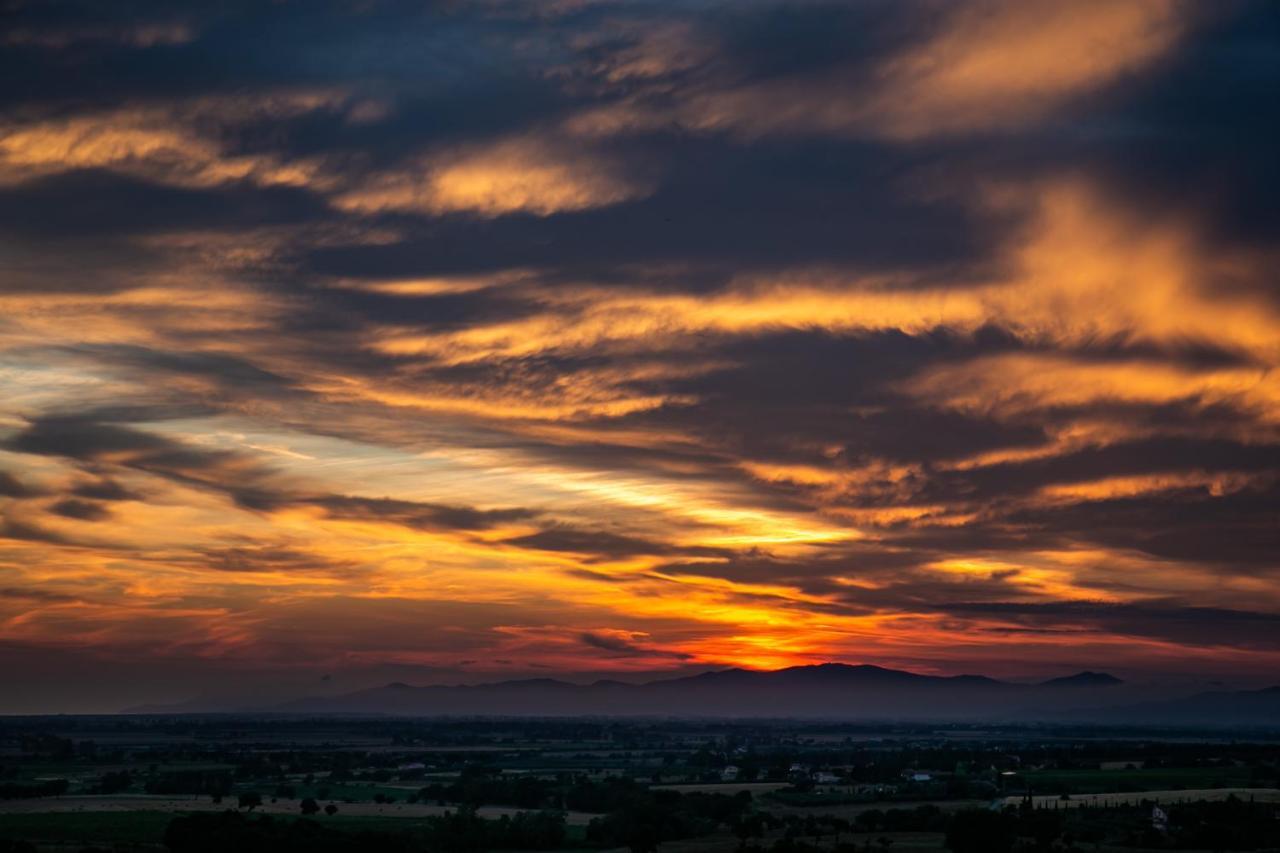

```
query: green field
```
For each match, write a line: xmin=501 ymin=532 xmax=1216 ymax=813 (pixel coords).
xmin=7 ymin=768 xmax=415 ymax=802
xmin=1021 ymin=765 xmax=1252 ymax=794
xmin=0 ymin=810 xmax=176 ymax=845
xmin=0 ymin=810 xmax=592 ymax=847
xmin=271 ymin=780 xmax=416 ymax=802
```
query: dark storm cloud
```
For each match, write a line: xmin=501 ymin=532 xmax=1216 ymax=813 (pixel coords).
xmin=7 ymin=414 xmax=239 ymax=476
xmin=63 ymin=345 xmax=301 ymax=395
xmin=48 ymin=498 xmax=111 ymax=521
xmin=1072 ymin=3 xmax=1280 ymax=260
xmin=710 ymin=0 xmax=909 ymax=77
xmin=508 ymin=528 xmax=671 ymax=558
xmin=562 ymin=568 xmax=650 ymax=585
xmin=0 ymin=1 xmax=540 ymax=106
xmin=0 ymin=587 xmax=79 ymax=603
xmin=197 ymin=545 xmax=361 ymax=576
xmin=306 ymin=495 xmax=536 ymax=532
xmin=657 ymin=549 xmax=928 ymax=591
xmin=305 ymin=286 xmax=542 ymax=333
xmin=8 ymin=415 xmax=531 ymax=537
xmin=0 ymin=518 xmax=77 ymax=546
xmin=648 ymin=552 xmax=1280 ymax=651
xmin=833 ymin=445 xmax=1280 ymax=571
xmin=0 ymin=471 xmax=35 ymax=497
xmin=1000 ymin=484 xmax=1280 ymax=568
xmin=229 ymin=488 xmax=538 ymax=535
xmin=913 ymin=438 xmax=1280 ymax=506
xmin=70 ymin=478 xmax=138 ymax=501
xmin=643 ymin=330 xmax=1047 ymax=466
xmin=300 ymin=134 xmax=984 ymax=286
xmin=0 ymin=170 xmax=331 ymax=238
xmin=939 ymin=600 xmax=1280 ymax=652
xmin=579 ymin=631 xmax=692 ymax=660
xmin=505 ymin=526 xmax=729 ymax=561
xmin=9 ymin=3 xmax=997 ymax=287
xmin=4 ymin=0 xmax=1247 ymax=299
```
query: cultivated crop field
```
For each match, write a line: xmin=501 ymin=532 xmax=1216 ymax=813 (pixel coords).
xmin=1020 ymin=764 xmax=1254 ymax=793
xmin=1002 ymin=787 xmax=1280 ymax=810
xmin=3 ymin=718 xmax=1279 ymax=852
xmin=0 ymin=793 xmax=601 ymax=824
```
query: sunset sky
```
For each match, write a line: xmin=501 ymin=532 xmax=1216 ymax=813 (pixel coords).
xmin=3 ymin=0 xmax=1280 ymax=713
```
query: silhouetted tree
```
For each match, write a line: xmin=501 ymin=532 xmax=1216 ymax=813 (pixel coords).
xmin=733 ymin=814 xmax=766 ymax=850
xmin=945 ymin=809 xmax=1015 ymax=853
xmin=0 ymin=840 xmax=38 ymax=853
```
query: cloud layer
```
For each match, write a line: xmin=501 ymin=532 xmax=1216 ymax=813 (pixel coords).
xmin=1 ymin=0 xmax=1278 ymax=710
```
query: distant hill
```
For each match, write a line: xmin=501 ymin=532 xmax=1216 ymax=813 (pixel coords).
xmin=136 ymin=666 xmax=1280 ymax=727
xmin=122 ymin=696 xmax=258 ymax=714
xmin=1091 ymin=685 xmax=1280 ymax=726
xmin=1040 ymin=671 xmax=1124 ymax=688
xmin=261 ymin=663 xmax=1138 ymax=721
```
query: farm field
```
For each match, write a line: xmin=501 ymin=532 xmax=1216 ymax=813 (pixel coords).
xmin=660 ymin=830 xmax=952 ymax=853
xmin=0 ymin=794 xmax=601 ymax=824
xmin=1020 ymin=764 xmax=1255 ymax=793
xmin=1001 ymin=787 xmax=1280 ymax=810
xmin=0 ymin=811 xmax=175 ymax=846
xmin=762 ymin=798 xmax=991 ymax=821
xmin=652 ymin=781 xmax=792 ymax=795
xmin=3 ymin=717 xmax=1279 ymax=852
xmin=0 ymin=809 xmax=594 ymax=849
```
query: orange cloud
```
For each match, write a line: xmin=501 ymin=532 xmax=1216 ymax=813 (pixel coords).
xmin=867 ymin=0 xmax=1187 ymax=138
xmin=2 ymin=0 xmax=1277 ymax=693
xmin=336 ymin=133 xmax=648 ymax=217
xmin=580 ymin=0 xmax=1188 ymax=141
xmin=0 ymin=93 xmax=346 ymax=190
xmin=363 ymin=178 xmax=1280 ymax=407
xmin=906 ymin=353 xmax=1280 ymax=426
